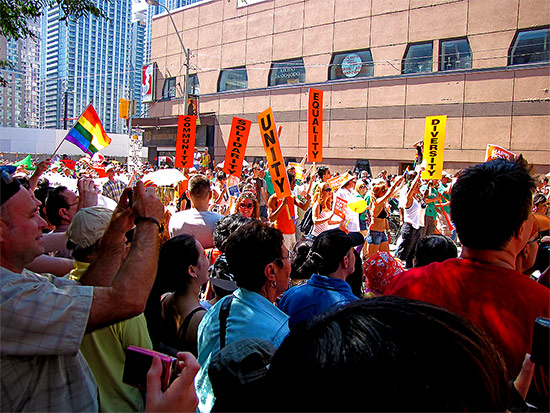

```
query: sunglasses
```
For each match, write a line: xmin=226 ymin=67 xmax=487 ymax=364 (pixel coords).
xmin=239 ymin=202 xmax=254 ymax=209
xmin=323 ymin=187 xmax=332 ymax=192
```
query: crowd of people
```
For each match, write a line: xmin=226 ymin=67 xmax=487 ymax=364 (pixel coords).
xmin=1 ymin=150 xmax=549 ymax=412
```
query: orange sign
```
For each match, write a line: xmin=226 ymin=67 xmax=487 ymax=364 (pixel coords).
xmin=308 ymin=88 xmax=323 ymax=162
xmin=223 ymin=117 xmax=252 ymax=177
xmin=257 ymin=108 xmax=291 ymax=198
xmin=175 ymin=115 xmax=197 ymax=168
xmin=485 ymin=144 xmax=517 ymax=162
xmin=327 ymin=172 xmax=351 ymax=191
xmin=333 ymin=196 xmax=348 ymax=220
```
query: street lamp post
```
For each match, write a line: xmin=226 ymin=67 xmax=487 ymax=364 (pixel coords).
xmin=146 ymin=0 xmax=189 ymax=116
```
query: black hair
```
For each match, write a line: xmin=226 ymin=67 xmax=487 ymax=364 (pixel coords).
xmin=212 ymin=213 xmax=254 ymax=252
xmin=413 ymin=234 xmax=458 ymax=267
xmin=450 ymin=156 xmax=535 ymax=250
xmin=317 ymin=166 xmax=329 ymax=181
xmin=216 ymin=171 xmax=227 ymax=181
xmin=45 ymin=186 xmax=69 ymax=226
xmin=345 ymin=249 xmax=363 ymax=298
xmin=225 ymin=221 xmax=284 ymax=292
xmin=290 ymin=238 xmax=314 ymax=280
xmin=265 ymin=296 xmax=510 ymax=412
xmin=34 ymin=186 xmax=54 ymax=221
xmin=145 ymin=234 xmax=200 ymax=350
xmin=71 ymin=241 xmax=100 ymax=262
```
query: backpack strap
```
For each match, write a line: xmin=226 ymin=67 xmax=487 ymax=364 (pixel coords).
xmin=218 ymin=295 xmax=234 ymax=350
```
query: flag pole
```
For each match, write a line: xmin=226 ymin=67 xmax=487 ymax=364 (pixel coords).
xmin=51 ymin=100 xmax=94 ymax=158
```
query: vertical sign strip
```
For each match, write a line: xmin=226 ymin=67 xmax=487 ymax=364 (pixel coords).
xmin=421 ymin=115 xmax=447 ymax=180
xmin=175 ymin=115 xmax=197 ymax=168
xmin=223 ymin=117 xmax=252 ymax=177
xmin=257 ymin=107 xmax=291 ymax=198
xmin=308 ymin=88 xmax=323 ymax=162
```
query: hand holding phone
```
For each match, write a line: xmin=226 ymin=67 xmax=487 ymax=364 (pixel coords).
xmin=531 ymin=317 xmax=550 ymax=368
xmin=123 ymin=346 xmax=177 ymax=391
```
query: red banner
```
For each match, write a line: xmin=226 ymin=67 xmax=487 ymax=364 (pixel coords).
xmin=175 ymin=115 xmax=197 ymax=168
xmin=308 ymin=88 xmax=323 ymax=162
xmin=223 ymin=117 xmax=252 ymax=177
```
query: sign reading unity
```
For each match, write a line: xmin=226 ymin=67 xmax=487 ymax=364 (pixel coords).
xmin=175 ymin=115 xmax=197 ymax=168
xmin=421 ymin=115 xmax=447 ymax=180
xmin=223 ymin=117 xmax=252 ymax=178
xmin=485 ymin=144 xmax=516 ymax=162
xmin=308 ymin=88 xmax=323 ymax=162
xmin=257 ymin=107 xmax=291 ymax=198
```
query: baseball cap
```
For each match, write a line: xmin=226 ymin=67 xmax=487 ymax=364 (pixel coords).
xmin=310 ymin=229 xmax=364 ymax=265
xmin=67 ymin=206 xmax=113 ymax=249
xmin=0 ymin=166 xmax=21 ymax=206
xmin=209 ymin=254 xmax=238 ymax=292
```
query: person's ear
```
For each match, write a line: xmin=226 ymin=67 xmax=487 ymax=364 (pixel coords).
xmin=188 ymin=264 xmax=198 ymax=279
xmin=264 ymin=261 xmax=277 ymax=283
xmin=58 ymin=207 xmax=71 ymax=221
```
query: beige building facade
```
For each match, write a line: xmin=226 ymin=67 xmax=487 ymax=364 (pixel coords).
xmin=142 ymin=0 xmax=550 ymax=174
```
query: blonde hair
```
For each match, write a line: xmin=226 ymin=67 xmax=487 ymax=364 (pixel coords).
xmin=313 ymin=182 xmax=332 ymax=209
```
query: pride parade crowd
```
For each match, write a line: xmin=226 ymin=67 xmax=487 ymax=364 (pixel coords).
xmin=0 ymin=149 xmax=549 ymax=412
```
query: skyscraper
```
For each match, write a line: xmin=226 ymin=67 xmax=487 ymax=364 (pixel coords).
xmin=131 ymin=10 xmax=147 ymax=118
xmin=0 ymin=19 xmax=41 ymax=128
xmin=40 ymin=1 xmax=133 ymax=133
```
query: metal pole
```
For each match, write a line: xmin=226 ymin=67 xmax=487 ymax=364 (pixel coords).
xmin=183 ymin=48 xmax=189 ymax=116
xmin=63 ymin=90 xmax=68 ymax=129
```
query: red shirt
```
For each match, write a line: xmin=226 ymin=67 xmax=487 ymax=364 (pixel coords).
xmin=386 ymin=258 xmax=550 ymax=400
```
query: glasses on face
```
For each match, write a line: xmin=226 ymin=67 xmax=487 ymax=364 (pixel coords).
xmin=239 ymin=202 xmax=254 ymax=209
xmin=323 ymin=187 xmax=332 ymax=192
xmin=359 ymin=185 xmax=366 ymax=189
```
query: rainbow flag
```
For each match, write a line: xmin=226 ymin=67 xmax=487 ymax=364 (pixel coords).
xmin=65 ymin=104 xmax=111 ymax=155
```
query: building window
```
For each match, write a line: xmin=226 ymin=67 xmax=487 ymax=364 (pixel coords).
xmin=188 ymin=73 xmax=200 ymax=95
xmin=509 ymin=27 xmax=550 ymax=65
xmin=218 ymin=67 xmax=248 ymax=92
xmin=329 ymin=49 xmax=373 ymax=80
xmin=402 ymin=42 xmax=433 ymax=74
xmin=162 ymin=77 xmax=176 ymax=99
xmin=440 ymin=38 xmax=472 ymax=71
xmin=269 ymin=58 xmax=306 ymax=86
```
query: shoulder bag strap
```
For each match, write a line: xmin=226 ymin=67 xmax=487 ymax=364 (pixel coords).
xmin=218 ymin=295 xmax=234 ymax=350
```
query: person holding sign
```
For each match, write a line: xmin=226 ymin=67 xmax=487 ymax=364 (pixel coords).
xmin=311 ymin=182 xmax=344 ymax=237
xmin=365 ymin=175 xmax=406 ymax=260
xmin=268 ymin=172 xmax=311 ymax=251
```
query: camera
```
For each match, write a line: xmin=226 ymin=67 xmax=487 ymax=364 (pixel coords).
xmin=123 ymin=346 xmax=178 ymax=391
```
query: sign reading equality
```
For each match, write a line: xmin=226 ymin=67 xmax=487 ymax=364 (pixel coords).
xmin=308 ymin=88 xmax=323 ymax=162
xmin=175 ymin=115 xmax=197 ymax=168
xmin=421 ymin=115 xmax=447 ymax=180
xmin=223 ymin=117 xmax=252 ymax=178
xmin=257 ymin=108 xmax=291 ymax=198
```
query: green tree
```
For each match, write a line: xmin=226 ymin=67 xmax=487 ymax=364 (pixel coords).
xmin=0 ymin=0 xmax=109 ymax=85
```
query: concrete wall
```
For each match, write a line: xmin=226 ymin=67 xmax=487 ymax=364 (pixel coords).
xmin=0 ymin=127 xmax=147 ymax=158
xmin=148 ymin=0 xmax=550 ymax=174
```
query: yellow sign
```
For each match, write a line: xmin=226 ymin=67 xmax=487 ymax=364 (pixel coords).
xmin=119 ymin=99 xmax=129 ymax=119
xmin=421 ymin=115 xmax=447 ymax=180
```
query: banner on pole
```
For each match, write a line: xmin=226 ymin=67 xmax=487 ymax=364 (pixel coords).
xmin=257 ymin=107 xmax=291 ymax=199
xmin=223 ymin=117 xmax=252 ymax=178
xmin=128 ymin=134 xmax=143 ymax=175
xmin=421 ymin=115 xmax=447 ymax=180
xmin=485 ymin=144 xmax=517 ymax=162
xmin=308 ymin=88 xmax=323 ymax=162
xmin=175 ymin=115 xmax=197 ymax=168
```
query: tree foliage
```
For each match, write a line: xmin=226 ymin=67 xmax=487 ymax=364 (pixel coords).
xmin=0 ymin=0 xmax=108 ymax=41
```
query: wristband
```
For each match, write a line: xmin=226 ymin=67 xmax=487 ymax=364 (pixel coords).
xmin=134 ymin=216 xmax=164 ymax=234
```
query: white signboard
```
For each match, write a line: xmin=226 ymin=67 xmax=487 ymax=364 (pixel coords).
xmin=128 ymin=134 xmax=143 ymax=175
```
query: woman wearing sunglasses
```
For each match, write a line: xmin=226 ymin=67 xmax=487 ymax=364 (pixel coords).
xmin=311 ymin=182 xmax=343 ymax=237
xmin=234 ymin=191 xmax=260 ymax=219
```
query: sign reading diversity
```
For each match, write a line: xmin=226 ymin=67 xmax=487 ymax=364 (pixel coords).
xmin=421 ymin=115 xmax=447 ymax=180
xmin=223 ymin=117 xmax=252 ymax=177
xmin=308 ymin=88 xmax=323 ymax=162
xmin=175 ymin=115 xmax=197 ymax=168
xmin=257 ymin=107 xmax=291 ymax=198
xmin=485 ymin=144 xmax=516 ymax=162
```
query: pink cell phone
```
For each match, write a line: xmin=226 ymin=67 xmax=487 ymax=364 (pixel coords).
xmin=123 ymin=345 xmax=178 ymax=391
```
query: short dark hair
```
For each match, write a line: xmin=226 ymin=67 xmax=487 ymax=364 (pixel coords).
xmin=216 ymin=171 xmax=227 ymax=181
xmin=413 ymin=234 xmax=458 ymax=267
xmin=188 ymin=174 xmax=211 ymax=199
xmin=45 ymin=186 xmax=69 ymax=226
xmin=450 ymin=157 xmax=535 ymax=250
xmin=225 ymin=221 xmax=284 ymax=292
xmin=265 ymin=296 xmax=509 ymax=411
xmin=317 ymin=166 xmax=329 ymax=180
xmin=213 ymin=213 xmax=254 ymax=252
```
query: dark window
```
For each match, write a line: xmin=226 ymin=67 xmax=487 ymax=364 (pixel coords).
xmin=188 ymin=73 xmax=200 ymax=95
xmin=509 ymin=27 xmax=550 ymax=65
xmin=162 ymin=77 xmax=176 ymax=99
xmin=218 ymin=67 xmax=248 ymax=92
xmin=402 ymin=42 xmax=433 ymax=74
xmin=329 ymin=49 xmax=373 ymax=80
xmin=439 ymin=38 xmax=472 ymax=71
xmin=269 ymin=58 xmax=306 ymax=86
